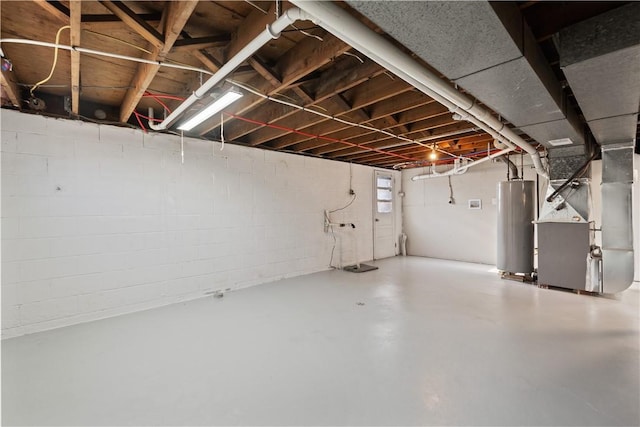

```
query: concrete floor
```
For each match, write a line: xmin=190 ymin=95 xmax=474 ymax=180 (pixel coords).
xmin=2 ymin=256 xmax=639 ymax=426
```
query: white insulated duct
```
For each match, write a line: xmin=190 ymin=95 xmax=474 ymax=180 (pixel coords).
xmin=149 ymin=7 xmax=309 ymax=131
xmin=289 ymin=0 xmax=547 ymax=179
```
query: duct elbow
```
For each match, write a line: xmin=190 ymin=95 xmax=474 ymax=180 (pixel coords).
xmin=602 ymin=250 xmax=635 ymax=293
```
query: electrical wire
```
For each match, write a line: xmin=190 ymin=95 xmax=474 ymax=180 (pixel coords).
xmin=329 ymin=193 xmax=356 ymax=213
xmin=220 ymin=112 xmax=225 ymax=150
xmin=342 ymin=51 xmax=364 ymax=64
xmin=132 ymin=111 xmax=162 ymax=122
xmin=31 ymin=25 xmax=70 ymax=96
xmin=291 ymin=23 xmax=323 ymax=41
xmin=226 ymin=78 xmax=462 ymax=160
xmin=244 ymin=0 xmax=268 ymax=14
xmin=142 ymin=92 xmax=186 ymax=102
xmin=133 ymin=111 xmax=147 ymax=133
xmin=224 ymin=112 xmax=415 ymax=161
xmin=82 ymin=29 xmax=152 ymax=55
xmin=1 ymin=38 xmax=215 ymax=76
xmin=143 ymin=91 xmax=172 ymax=114
xmin=327 ymin=212 xmax=338 ymax=269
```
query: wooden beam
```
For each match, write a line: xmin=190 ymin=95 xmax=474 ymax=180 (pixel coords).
xmin=32 ymin=0 xmax=69 ymax=23
xmin=276 ymin=33 xmax=350 ymax=88
xmin=223 ymin=54 xmax=382 ymax=144
xmin=313 ymin=57 xmax=381 ymax=101
xmin=0 ymin=68 xmax=22 ymax=108
xmin=118 ymin=1 xmax=198 ymax=122
xmin=247 ymin=56 xmax=281 ymax=87
xmin=172 ymin=35 xmax=231 ymax=51
xmin=69 ymin=0 xmax=81 ymax=115
xmin=337 ymin=125 xmax=478 ymax=161
xmin=313 ymin=103 xmax=447 ymax=156
xmin=225 ymin=3 xmax=288 ymax=61
xmin=263 ymin=79 xmax=414 ymax=150
xmin=193 ymin=50 xmax=222 ymax=73
xmin=82 ymin=13 xmax=162 ymax=23
xmin=198 ymin=32 xmax=353 ymax=136
xmin=99 ymin=0 xmax=164 ymax=49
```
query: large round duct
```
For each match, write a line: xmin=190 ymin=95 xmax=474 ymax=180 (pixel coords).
xmin=497 ymin=181 xmax=535 ymax=274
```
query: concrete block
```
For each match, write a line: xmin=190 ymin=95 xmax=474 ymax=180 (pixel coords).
xmin=99 ymin=125 xmax=143 ymax=147
xmin=51 ymin=273 xmax=105 ymax=297
xmin=78 ymin=290 xmax=125 ymax=313
xmin=127 ymin=282 xmax=165 ymax=304
xmin=1 ymin=304 xmax=21 ymax=329
xmin=19 ymin=217 xmax=75 ymax=238
xmin=0 ymin=110 xmax=47 ymax=133
xmin=165 ymin=277 xmax=200 ymax=296
xmin=1 ymin=130 xmax=18 ymax=152
xmin=20 ymin=296 xmax=79 ymax=324
xmin=47 ymin=118 xmax=100 ymax=142
xmin=143 ymin=132 xmax=180 ymax=151
xmin=1 ymin=216 xmax=20 ymax=240
xmin=21 ymin=256 xmax=77 ymax=282
xmin=75 ymin=141 xmax=123 ymax=160
xmin=1 ymin=153 xmax=49 ymax=176
xmin=16 ymin=279 xmax=52 ymax=304
xmin=2 ymin=237 xmax=51 ymax=261
xmin=17 ymin=133 xmax=75 ymax=158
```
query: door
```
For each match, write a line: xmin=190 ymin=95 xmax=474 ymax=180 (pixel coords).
xmin=373 ymin=171 xmax=396 ymax=259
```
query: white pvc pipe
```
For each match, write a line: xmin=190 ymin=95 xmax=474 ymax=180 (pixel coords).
xmin=150 ymin=7 xmax=308 ymax=130
xmin=412 ymin=147 xmax=515 ymax=180
xmin=289 ymin=0 xmax=548 ymax=178
xmin=0 ymin=38 xmax=214 ymax=75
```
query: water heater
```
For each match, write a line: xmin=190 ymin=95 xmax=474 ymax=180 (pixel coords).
xmin=497 ymin=181 xmax=535 ymax=274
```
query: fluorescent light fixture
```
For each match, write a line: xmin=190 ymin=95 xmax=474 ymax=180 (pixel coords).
xmin=177 ymin=88 xmax=243 ymax=131
xmin=547 ymin=138 xmax=573 ymax=147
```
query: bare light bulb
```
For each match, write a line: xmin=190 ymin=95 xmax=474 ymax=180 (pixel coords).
xmin=429 ymin=149 xmax=437 ymax=161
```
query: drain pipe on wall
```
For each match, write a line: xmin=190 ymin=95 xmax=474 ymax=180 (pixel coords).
xmin=289 ymin=0 xmax=547 ymax=179
xmin=148 ymin=7 xmax=308 ymax=131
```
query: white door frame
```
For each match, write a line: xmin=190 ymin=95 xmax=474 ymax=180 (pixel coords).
xmin=373 ymin=170 xmax=396 ymax=260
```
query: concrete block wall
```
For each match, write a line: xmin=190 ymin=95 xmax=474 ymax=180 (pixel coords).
xmin=1 ymin=110 xmax=399 ymax=338
xmin=401 ymin=159 xmax=545 ymax=265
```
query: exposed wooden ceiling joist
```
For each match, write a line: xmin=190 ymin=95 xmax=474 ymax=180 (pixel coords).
xmin=260 ymin=78 xmax=414 ymax=150
xmin=32 ymin=0 xmax=68 ymax=23
xmin=69 ymin=0 xmax=81 ymax=114
xmin=117 ymin=0 xmax=198 ymax=122
xmin=172 ymin=35 xmax=231 ymax=51
xmin=98 ymin=0 xmax=164 ymax=48
xmin=0 ymin=68 xmax=22 ymax=108
xmin=198 ymin=32 xmax=351 ymax=136
xmin=223 ymin=56 xmax=381 ymax=143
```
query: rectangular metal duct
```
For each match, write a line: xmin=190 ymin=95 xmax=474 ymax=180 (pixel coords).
xmin=559 ymin=3 xmax=640 ymax=145
xmin=346 ymin=0 xmax=584 ymax=147
xmin=601 ymin=143 xmax=635 ymax=293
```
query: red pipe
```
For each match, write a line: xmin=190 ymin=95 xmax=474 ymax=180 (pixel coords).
xmin=143 ymin=92 xmax=173 ymax=114
xmin=143 ymin=92 xmax=186 ymax=102
xmin=133 ymin=111 xmax=147 ymax=133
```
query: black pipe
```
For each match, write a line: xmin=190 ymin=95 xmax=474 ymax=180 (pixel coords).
xmin=499 ymin=155 xmax=519 ymax=180
xmin=546 ymin=148 xmax=599 ymax=203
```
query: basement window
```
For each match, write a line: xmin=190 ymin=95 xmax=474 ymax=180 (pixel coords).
xmin=376 ymin=176 xmax=393 ymax=213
